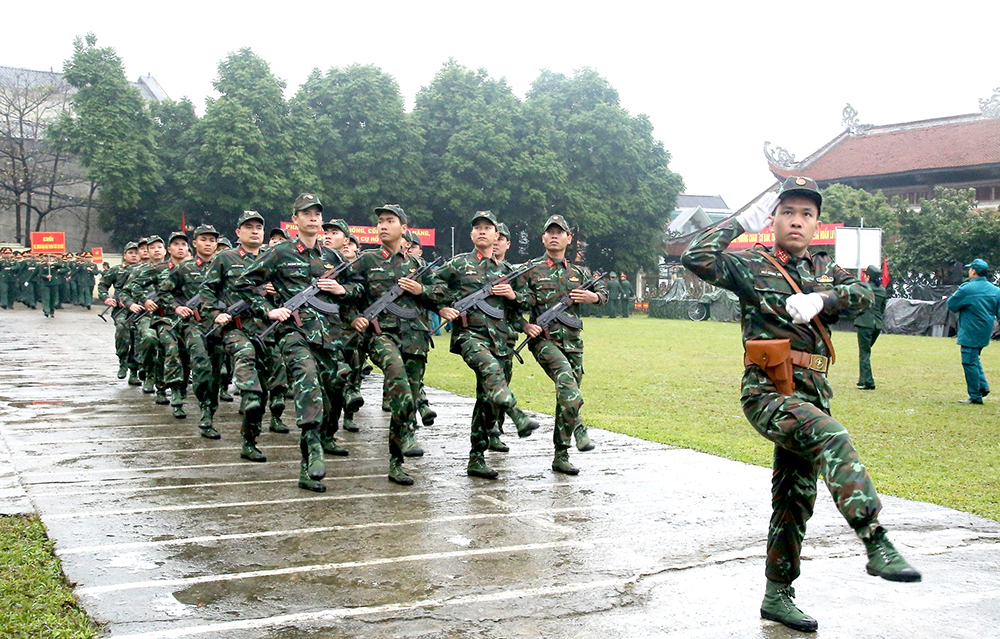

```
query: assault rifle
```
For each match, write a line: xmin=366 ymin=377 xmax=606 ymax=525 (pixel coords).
xmin=205 ymin=285 xmax=267 ymax=339
xmin=126 ymin=291 xmax=162 ymax=324
xmin=97 ymin=298 xmax=120 ymax=322
xmin=256 ymin=257 xmax=358 ymax=343
xmin=451 ymin=262 xmax=537 ymax=327
xmin=167 ymin=293 xmax=202 ymax=330
xmin=362 ymin=256 xmax=443 ymax=335
xmin=513 ymin=272 xmax=602 ymax=362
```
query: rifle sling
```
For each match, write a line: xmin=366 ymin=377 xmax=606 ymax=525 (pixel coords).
xmin=757 ymin=250 xmax=836 ymax=364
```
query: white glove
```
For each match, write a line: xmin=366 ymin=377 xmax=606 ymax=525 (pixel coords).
xmin=785 ymin=292 xmax=825 ymax=324
xmin=736 ymin=192 xmax=779 ymax=233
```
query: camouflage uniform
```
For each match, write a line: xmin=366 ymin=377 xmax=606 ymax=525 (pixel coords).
xmin=98 ymin=260 xmax=134 ymax=372
xmin=344 ymin=240 xmax=449 ymax=474
xmin=161 ymin=249 xmax=223 ymax=430
xmin=120 ymin=254 xmax=169 ymax=395
xmin=438 ymin=241 xmax=538 ymax=473
xmin=520 ymin=245 xmax=608 ymax=466
xmin=682 ymin=215 xmax=884 ymax=585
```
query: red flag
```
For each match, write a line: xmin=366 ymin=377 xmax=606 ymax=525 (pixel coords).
xmin=881 ymin=257 xmax=890 ymax=287
xmin=181 ymin=210 xmax=186 ymax=233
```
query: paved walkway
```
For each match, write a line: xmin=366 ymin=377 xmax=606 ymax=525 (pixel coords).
xmin=1 ymin=307 xmax=999 ymax=638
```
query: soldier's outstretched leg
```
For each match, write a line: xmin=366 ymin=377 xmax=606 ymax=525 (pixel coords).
xmin=531 ymin=339 xmax=583 ymax=474
xmin=369 ymin=335 xmax=415 ymax=485
xmin=281 ymin=332 xmax=327 ymax=489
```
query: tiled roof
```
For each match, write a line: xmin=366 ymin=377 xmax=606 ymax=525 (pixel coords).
xmin=0 ymin=65 xmax=73 ymax=93
xmin=770 ymin=114 xmax=1000 ymax=181
xmin=676 ymin=194 xmax=729 ymax=210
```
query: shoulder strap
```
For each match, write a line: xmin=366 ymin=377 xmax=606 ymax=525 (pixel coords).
xmin=758 ymin=250 xmax=836 ymax=364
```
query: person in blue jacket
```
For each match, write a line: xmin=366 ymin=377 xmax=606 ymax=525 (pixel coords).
xmin=946 ymin=258 xmax=1000 ymax=404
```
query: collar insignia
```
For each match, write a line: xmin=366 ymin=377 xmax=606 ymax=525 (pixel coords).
xmin=381 ymin=248 xmax=390 ymax=259
xmin=775 ymin=247 xmax=790 ymax=264
xmin=296 ymin=241 xmax=306 ymax=254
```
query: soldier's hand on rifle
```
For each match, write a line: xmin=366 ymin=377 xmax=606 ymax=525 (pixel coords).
xmin=439 ymin=307 xmax=460 ymax=321
xmin=104 ymin=298 xmax=117 ymax=307
xmin=176 ymin=305 xmax=194 ymax=318
xmin=352 ymin=317 xmax=369 ymax=333
xmin=569 ymin=289 xmax=599 ymax=304
xmin=491 ymin=283 xmax=516 ymax=299
xmin=263 ymin=283 xmax=276 ymax=296
xmin=268 ymin=307 xmax=292 ymax=322
xmin=215 ymin=313 xmax=231 ymax=326
xmin=397 ymin=277 xmax=422 ymax=295
xmin=143 ymin=299 xmax=159 ymax=312
xmin=316 ymin=278 xmax=345 ymax=296
xmin=525 ymin=323 xmax=543 ymax=338
xmin=129 ymin=303 xmax=143 ymax=314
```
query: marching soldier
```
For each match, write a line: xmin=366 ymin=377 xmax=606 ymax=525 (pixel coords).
xmin=99 ymin=242 xmax=140 ymax=378
xmin=19 ymin=252 xmax=40 ymax=309
xmin=0 ymin=248 xmax=14 ymax=309
xmin=437 ymin=211 xmax=540 ymax=479
xmin=340 ymin=234 xmax=365 ymax=433
xmin=682 ymin=176 xmax=920 ymax=632
xmin=234 ymin=193 xmax=353 ymax=492
xmin=519 ymin=215 xmax=607 ymax=474
xmin=39 ymin=254 xmax=62 ymax=318
xmin=120 ymin=236 xmax=167 ymax=394
xmin=344 ymin=204 xmax=449 ymax=485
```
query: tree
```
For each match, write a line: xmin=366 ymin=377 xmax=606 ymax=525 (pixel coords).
xmin=49 ymin=33 xmax=161 ymax=249
xmin=293 ymin=64 xmax=424 ymax=222
xmin=0 ymin=67 xmax=85 ymax=245
xmin=185 ymin=48 xmax=317 ymax=230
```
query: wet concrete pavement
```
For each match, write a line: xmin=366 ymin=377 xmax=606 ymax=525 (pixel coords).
xmin=1 ymin=307 xmax=999 ymax=639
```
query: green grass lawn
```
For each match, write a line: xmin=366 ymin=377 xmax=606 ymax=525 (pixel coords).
xmin=425 ymin=315 xmax=1000 ymax=521
xmin=0 ymin=515 xmax=99 ymax=639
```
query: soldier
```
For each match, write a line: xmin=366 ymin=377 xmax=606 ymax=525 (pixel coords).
xmin=99 ymin=242 xmax=141 ymax=378
xmin=340 ymin=234 xmax=366 ymax=434
xmin=606 ymin=271 xmax=621 ymax=318
xmin=268 ymin=228 xmax=289 ymax=247
xmin=854 ymin=264 xmax=887 ymax=390
xmin=39 ymin=254 xmax=62 ymax=318
xmin=120 ymin=235 xmax=167 ymax=395
xmin=619 ymin=272 xmax=634 ymax=317
xmin=76 ymin=252 xmax=99 ymax=309
xmin=520 ymin=215 xmax=608 ymax=475
xmin=201 ymin=211 xmax=272 ymax=460
xmin=401 ymin=230 xmax=437 ymax=432
xmin=161 ymin=226 xmax=224 ymax=435
xmin=235 ymin=193 xmax=353 ymax=493
xmin=682 ymin=176 xmax=920 ymax=632
xmin=946 ymin=258 xmax=1000 ymax=404
xmin=0 ymin=248 xmax=14 ymax=309
xmin=212 ymin=235 xmax=236 ymax=403
xmin=437 ymin=211 xmax=541 ymax=479
xmin=147 ymin=232 xmax=194 ymax=409
xmin=19 ymin=252 xmax=40 ymax=309
xmin=345 ymin=204 xmax=449 ymax=485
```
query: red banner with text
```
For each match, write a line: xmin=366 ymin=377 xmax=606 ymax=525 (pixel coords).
xmin=30 ymin=232 xmax=66 ymax=254
xmin=726 ymin=223 xmax=842 ymax=251
xmin=92 ymin=247 xmax=103 ymax=263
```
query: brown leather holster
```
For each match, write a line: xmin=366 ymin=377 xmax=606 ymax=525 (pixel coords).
xmin=744 ymin=338 xmax=794 ymax=395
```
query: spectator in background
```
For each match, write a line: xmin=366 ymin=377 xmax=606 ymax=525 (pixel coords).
xmin=854 ymin=265 xmax=888 ymax=390
xmin=946 ymin=258 xmax=1000 ymax=404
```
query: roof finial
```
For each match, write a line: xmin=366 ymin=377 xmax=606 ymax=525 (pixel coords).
xmin=842 ymin=103 xmax=871 ymax=135
xmin=980 ymin=88 xmax=1000 ymax=119
xmin=764 ymin=141 xmax=797 ymax=170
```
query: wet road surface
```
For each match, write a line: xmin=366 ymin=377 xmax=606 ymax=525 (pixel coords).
xmin=1 ymin=307 xmax=999 ymax=638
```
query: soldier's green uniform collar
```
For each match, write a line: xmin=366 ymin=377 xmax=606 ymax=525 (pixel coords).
xmin=545 ymin=256 xmax=570 ymax=269
xmin=474 ymin=250 xmax=499 ymax=264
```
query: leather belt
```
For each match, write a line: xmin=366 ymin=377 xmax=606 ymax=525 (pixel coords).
xmin=744 ymin=349 xmax=829 ymax=374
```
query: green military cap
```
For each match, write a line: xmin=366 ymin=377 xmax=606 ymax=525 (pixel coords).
xmin=217 ymin=237 xmax=232 ymax=248
xmin=864 ymin=264 xmax=881 ymax=280
xmin=323 ymin=219 xmax=351 ymax=235
xmin=147 ymin=234 xmax=164 ymax=245
xmin=193 ymin=224 xmax=219 ymax=238
xmin=346 ymin=234 xmax=360 ymax=246
xmin=470 ymin=210 xmax=499 ymax=227
xmin=406 ymin=231 xmax=421 ymax=247
xmin=167 ymin=231 xmax=188 ymax=244
xmin=374 ymin=203 xmax=408 ymax=224
xmin=778 ymin=176 xmax=822 ymax=210
xmin=237 ymin=210 xmax=265 ymax=226
xmin=269 ymin=227 xmax=289 ymax=240
xmin=965 ymin=258 xmax=989 ymax=274
xmin=137 ymin=237 xmax=149 ymax=246
xmin=293 ymin=193 xmax=323 ymax=212
xmin=497 ymin=222 xmax=510 ymax=238
xmin=543 ymin=214 xmax=571 ymax=233
xmin=124 ymin=242 xmax=139 ymax=251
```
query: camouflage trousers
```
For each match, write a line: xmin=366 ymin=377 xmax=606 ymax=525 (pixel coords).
xmin=158 ymin=321 xmax=189 ymax=392
xmin=342 ymin=333 xmax=366 ymax=414
xmin=136 ymin=316 xmax=164 ymax=387
xmin=220 ymin=328 xmax=263 ymax=395
xmin=474 ymin=349 xmax=514 ymax=438
xmin=529 ymin=338 xmax=584 ymax=451
xmin=183 ymin=323 xmax=223 ymax=411
xmin=112 ymin=311 xmax=132 ymax=364
xmin=457 ymin=334 xmax=525 ymax=454
xmin=267 ymin=342 xmax=289 ymax=411
xmin=278 ymin=330 xmax=346 ymax=432
xmin=369 ymin=333 xmax=425 ymax=463
xmin=742 ymin=388 xmax=883 ymax=584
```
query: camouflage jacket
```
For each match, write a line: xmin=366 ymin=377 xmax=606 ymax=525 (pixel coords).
xmin=519 ymin=255 xmax=608 ymax=353
xmin=199 ymin=246 xmax=266 ymax=334
xmin=98 ymin=264 xmax=132 ymax=317
xmin=343 ymin=246 xmax=449 ymax=355
xmin=437 ymin=250 xmax=527 ymax=357
xmin=160 ymin=255 xmax=214 ymax=330
xmin=681 ymin=218 xmax=873 ymax=410
xmin=233 ymin=238 xmax=350 ymax=349
xmin=121 ymin=261 xmax=171 ymax=322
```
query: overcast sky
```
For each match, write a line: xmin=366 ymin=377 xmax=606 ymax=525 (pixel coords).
xmin=4 ymin=1 xmax=998 ymax=210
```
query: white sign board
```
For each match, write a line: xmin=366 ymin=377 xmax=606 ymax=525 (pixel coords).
xmin=835 ymin=227 xmax=882 ymax=270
